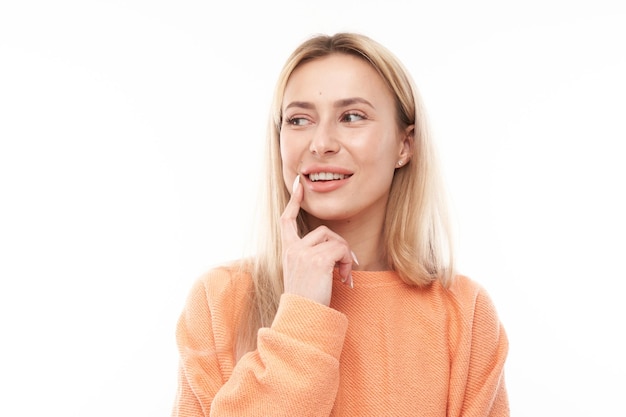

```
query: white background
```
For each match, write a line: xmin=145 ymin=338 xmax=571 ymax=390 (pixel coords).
xmin=1 ymin=1 xmax=625 ymax=415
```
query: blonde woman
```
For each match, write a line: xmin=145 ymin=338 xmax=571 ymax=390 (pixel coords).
xmin=172 ymin=32 xmax=509 ymax=416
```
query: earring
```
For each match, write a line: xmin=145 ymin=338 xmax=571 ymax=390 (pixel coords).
xmin=397 ymin=160 xmax=403 ymax=166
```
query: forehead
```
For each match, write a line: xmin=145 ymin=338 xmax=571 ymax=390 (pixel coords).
xmin=283 ymin=53 xmax=393 ymax=106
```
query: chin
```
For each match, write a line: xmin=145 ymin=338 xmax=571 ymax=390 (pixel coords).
xmin=302 ymin=205 xmax=355 ymax=223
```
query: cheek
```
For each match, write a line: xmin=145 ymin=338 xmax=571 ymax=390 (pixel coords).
xmin=279 ymin=135 xmax=302 ymax=167
xmin=356 ymin=135 xmax=399 ymax=167
xmin=279 ymin=137 xmax=301 ymax=188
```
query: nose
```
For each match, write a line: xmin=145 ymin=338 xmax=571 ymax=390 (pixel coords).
xmin=309 ymin=121 xmax=340 ymax=156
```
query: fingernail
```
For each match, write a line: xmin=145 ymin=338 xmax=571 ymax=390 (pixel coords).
xmin=351 ymin=251 xmax=359 ymax=266
xmin=341 ymin=273 xmax=353 ymax=288
xmin=292 ymin=174 xmax=300 ymax=193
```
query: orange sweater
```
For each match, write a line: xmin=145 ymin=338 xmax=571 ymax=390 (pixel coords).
xmin=172 ymin=267 xmax=509 ymax=416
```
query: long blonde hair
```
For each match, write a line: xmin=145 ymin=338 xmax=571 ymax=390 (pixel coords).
xmin=237 ymin=32 xmax=454 ymax=358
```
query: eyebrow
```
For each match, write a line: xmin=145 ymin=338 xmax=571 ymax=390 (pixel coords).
xmin=284 ymin=97 xmax=376 ymax=111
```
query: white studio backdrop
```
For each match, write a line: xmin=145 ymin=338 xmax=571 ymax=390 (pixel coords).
xmin=1 ymin=1 xmax=625 ymax=415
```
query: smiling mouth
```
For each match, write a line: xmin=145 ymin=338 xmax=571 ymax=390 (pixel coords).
xmin=308 ymin=172 xmax=352 ymax=182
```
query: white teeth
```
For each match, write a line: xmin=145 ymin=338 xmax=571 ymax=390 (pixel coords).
xmin=309 ymin=172 xmax=348 ymax=182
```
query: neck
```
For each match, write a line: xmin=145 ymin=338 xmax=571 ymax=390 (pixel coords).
xmin=305 ymin=213 xmax=388 ymax=271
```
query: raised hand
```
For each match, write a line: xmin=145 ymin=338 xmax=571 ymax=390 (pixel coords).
xmin=280 ymin=175 xmax=355 ymax=306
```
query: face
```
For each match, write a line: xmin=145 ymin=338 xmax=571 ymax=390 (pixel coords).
xmin=280 ymin=53 xmax=412 ymax=226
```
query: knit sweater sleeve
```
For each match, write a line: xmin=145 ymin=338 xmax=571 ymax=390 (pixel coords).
xmin=464 ymin=287 xmax=509 ymax=416
xmin=171 ymin=268 xmax=348 ymax=417
xmin=448 ymin=280 xmax=510 ymax=417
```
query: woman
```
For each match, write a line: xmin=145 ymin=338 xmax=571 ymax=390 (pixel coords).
xmin=172 ymin=32 xmax=509 ymax=416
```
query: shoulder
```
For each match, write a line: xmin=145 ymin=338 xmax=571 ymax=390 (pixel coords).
xmin=177 ymin=262 xmax=254 ymax=348
xmin=193 ymin=261 xmax=253 ymax=300
xmin=435 ymin=274 xmax=505 ymax=337
xmin=184 ymin=261 xmax=254 ymax=315
xmin=444 ymin=274 xmax=496 ymax=313
xmin=442 ymin=274 xmax=507 ymax=346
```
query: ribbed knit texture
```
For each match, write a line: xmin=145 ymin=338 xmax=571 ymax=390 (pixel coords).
xmin=172 ymin=267 xmax=509 ymax=416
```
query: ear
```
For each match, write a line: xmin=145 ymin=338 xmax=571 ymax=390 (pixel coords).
xmin=396 ymin=124 xmax=414 ymax=167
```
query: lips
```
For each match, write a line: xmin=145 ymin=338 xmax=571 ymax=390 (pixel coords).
xmin=299 ymin=166 xmax=353 ymax=192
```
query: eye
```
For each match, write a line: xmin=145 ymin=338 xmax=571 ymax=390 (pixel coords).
xmin=341 ymin=112 xmax=366 ymax=122
xmin=284 ymin=117 xmax=310 ymax=127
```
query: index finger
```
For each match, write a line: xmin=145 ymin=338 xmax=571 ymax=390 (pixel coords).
xmin=280 ymin=174 xmax=303 ymax=245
